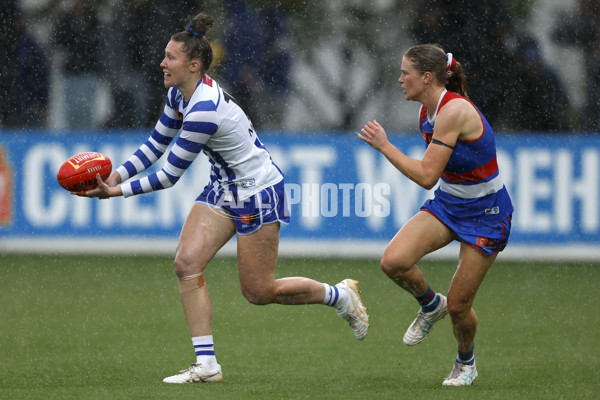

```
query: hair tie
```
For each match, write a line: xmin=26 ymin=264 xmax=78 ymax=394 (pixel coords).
xmin=446 ymin=53 xmax=457 ymax=75
xmin=187 ymin=24 xmax=205 ymax=37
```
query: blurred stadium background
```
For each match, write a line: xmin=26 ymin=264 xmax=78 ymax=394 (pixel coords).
xmin=2 ymin=2 xmax=600 ymax=399
xmin=2 ymin=0 xmax=599 ymax=132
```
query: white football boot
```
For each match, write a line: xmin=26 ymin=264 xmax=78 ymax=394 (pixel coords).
xmin=335 ymin=279 xmax=369 ymax=340
xmin=403 ymin=294 xmax=448 ymax=345
xmin=162 ymin=363 xmax=223 ymax=384
xmin=442 ymin=361 xmax=478 ymax=386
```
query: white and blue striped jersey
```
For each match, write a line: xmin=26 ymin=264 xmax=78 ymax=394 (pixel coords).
xmin=116 ymin=75 xmax=283 ymax=200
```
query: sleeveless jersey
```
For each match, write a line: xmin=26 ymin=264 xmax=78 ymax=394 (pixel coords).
xmin=116 ymin=75 xmax=283 ymax=200
xmin=419 ymin=90 xmax=513 ymax=227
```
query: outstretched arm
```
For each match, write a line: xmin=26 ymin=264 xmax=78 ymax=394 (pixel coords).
xmin=358 ymin=119 xmax=454 ymax=190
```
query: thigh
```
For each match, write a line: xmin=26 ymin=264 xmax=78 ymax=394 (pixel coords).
xmin=384 ymin=210 xmax=456 ymax=266
xmin=236 ymin=222 xmax=280 ymax=291
xmin=175 ymin=203 xmax=236 ymax=277
xmin=447 ymin=243 xmax=498 ymax=308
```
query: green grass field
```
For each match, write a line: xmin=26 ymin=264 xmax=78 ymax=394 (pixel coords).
xmin=2 ymin=253 xmax=599 ymax=399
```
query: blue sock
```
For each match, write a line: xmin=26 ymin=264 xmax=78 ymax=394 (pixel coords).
xmin=415 ymin=285 xmax=440 ymax=312
xmin=457 ymin=344 xmax=475 ymax=365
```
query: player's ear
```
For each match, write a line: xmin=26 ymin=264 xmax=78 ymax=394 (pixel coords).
xmin=189 ymin=60 xmax=201 ymax=73
xmin=423 ymin=71 xmax=432 ymax=84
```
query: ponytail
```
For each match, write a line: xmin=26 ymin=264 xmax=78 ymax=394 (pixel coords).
xmin=445 ymin=52 xmax=468 ymax=98
xmin=171 ymin=13 xmax=214 ymax=74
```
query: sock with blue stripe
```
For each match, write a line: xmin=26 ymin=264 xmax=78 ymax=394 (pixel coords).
xmin=457 ymin=344 xmax=475 ymax=365
xmin=415 ymin=285 xmax=440 ymax=312
xmin=192 ymin=335 xmax=218 ymax=370
xmin=322 ymin=283 xmax=348 ymax=311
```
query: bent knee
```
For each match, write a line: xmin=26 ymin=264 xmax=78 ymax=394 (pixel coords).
xmin=241 ymin=286 xmax=277 ymax=305
xmin=174 ymin=248 xmax=204 ymax=277
xmin=446 ymin=296 xmax=473 ymax=319
xmin=380 ymin=251 xmax=413 ymax=278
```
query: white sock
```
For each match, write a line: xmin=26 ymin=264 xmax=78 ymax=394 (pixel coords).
xmin=192 ymin=336 xmax=218 ymax=370
xmin=322 ymin=283 xmax=349 ymax=310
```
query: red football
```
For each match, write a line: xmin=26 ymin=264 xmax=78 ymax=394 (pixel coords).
xmin=57 ymin=152 xmax=112 ymax=192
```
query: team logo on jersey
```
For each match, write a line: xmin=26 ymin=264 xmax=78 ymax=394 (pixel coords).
xmin=202 ymin=75 xmax=213 ymax=87
xmin=422 ymin=131 xmax=433 ymax=144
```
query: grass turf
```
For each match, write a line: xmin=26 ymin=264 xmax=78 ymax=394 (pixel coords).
xmin=1 ymin=254 xmax=599 ymax=399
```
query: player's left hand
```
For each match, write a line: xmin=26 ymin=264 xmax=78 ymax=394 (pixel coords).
xmin=358 ymin=120 xmax=389 ymax=151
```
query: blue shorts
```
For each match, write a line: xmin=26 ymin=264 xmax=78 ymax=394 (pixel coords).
xmin=421 ymin=198 xmax=512 ymax=256
xmin=196 ymin=179 xmax=290 ymax=235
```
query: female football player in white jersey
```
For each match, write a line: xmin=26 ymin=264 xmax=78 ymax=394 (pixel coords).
xmin=359 ymin=44 xmax=513 ymax=386
xmin=76 ymin=12 xmax=368 ymax=383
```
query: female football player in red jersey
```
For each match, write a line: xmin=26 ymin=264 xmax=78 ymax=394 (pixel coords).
xmin=76 ymin=12 xmax=368 ymax=384
xmin=359 ymin=44 xmax=513 ymax=386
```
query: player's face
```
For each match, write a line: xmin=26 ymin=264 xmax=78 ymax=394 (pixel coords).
xmin=160 ymin=40 xmax=195 ymax=88
xmin=398 ymin=56 xmax=424 ymax=101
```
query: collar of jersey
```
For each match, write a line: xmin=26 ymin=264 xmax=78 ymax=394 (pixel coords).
xmin=182 ymin=79 xmax=204 ymax=108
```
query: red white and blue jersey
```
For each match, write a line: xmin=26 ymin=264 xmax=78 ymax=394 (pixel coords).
xmin=116 ymin=75 xmax=283 ymax=200
xmin=419 ymin=89 xmax=513 ymax=228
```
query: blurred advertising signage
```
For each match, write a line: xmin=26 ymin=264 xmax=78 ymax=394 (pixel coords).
xmin=0 ymin=131 xmax=598 ymax=246
xmin=0 ymin=146 xmax=13 ymax=225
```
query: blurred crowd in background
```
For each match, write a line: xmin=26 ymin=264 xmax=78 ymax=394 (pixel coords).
xmin=1 ymin=0 xmax=599 ymax=133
